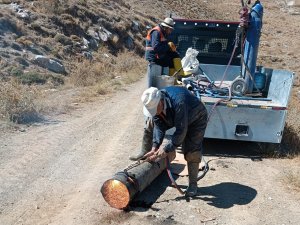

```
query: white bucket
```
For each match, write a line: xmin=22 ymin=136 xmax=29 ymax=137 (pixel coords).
xmin=155 ymin=75 xmax=175 ymax=90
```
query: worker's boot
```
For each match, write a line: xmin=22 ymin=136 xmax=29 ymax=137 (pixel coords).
xmin=129 ymin=129 xmax=152 ymax=161
xmin=185 ymin=162 xmax=199 ymax=197
xmin=184 ymin=150 xmax=201 ymax=197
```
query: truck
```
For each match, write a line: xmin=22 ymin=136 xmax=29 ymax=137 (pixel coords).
xmin=168 ymin=1 xmax=294 ymax=144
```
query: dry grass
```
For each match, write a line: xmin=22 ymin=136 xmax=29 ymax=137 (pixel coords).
xmin=0 ymin=49 xmax=145 ymax=123
xmin=0 ymin=79 xmax=42 ymax=123
xmin=285 ymin=170 xmax=300 ymax=191
xmin=16 ymin=36 xmax=34 ymax=47
xmin=69 ymin=50 xmax=146 ymax=99
xmin=69 ymin=58 xmax=113 ymax=87
xmin=282 ymin=92 xmax=300 ymax=156
xmin=282 ymin=158 xmax=300 ymax=192
xmin=282 ymin=125 xmax=300 ymax=156
xmin=0 ymin=0 xmax=14 ymax=4
xmin=32 ymin=0 xmax=65 ymax=15
xmin=281 ymin=91 xmax=300 ymax=192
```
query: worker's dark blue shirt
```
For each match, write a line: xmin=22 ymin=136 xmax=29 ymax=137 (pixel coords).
xmin=145 ymin=25 xmax=171 ymax=66
xmin=152 ymin=86 xmax=207 ymax=152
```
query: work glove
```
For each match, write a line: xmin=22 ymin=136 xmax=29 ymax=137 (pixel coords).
xmin=143 ymin=147 xmax=158 ymax=159
xmin=145 ymin=147 xmax=167 ymax=162
xmin=168 ymin=42 xmax=177 ymax=52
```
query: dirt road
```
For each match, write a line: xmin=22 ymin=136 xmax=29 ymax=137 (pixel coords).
xmin=0 ymin=77 xmax=299 ymax=225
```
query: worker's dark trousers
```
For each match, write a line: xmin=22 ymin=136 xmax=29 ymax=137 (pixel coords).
xmin=142 ymin=116 xmax=154 ymax=152
xmin=183 ymin=109 xmax=208 ymax=163
xmin=183 ymin=109 xmax=207 ymax=196
xmin=129 ymin=117 xmax=153 ymax=160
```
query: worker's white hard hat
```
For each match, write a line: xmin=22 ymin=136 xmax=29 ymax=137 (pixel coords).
xmin=141 ymin=87 xmax=162 ymax=117
xmin=161 ymin=17 xmax=174 ymax=29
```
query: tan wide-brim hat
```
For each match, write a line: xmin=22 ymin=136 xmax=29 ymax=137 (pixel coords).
xmin=161 ymin=17 xmax=174 ymax=29
xmin=141 ymin=87 xmax=162 ymax=117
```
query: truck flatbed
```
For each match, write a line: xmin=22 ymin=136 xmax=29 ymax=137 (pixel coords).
xmin=168 ymin=18 xmax=294 ymax=143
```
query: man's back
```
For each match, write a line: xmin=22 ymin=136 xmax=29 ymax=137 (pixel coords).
xmin=163 ymin=86 xmax=206 ymax=122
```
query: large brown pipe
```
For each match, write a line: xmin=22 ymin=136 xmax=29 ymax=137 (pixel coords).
xmin=101 ymin=152 xmax=175 ymax=210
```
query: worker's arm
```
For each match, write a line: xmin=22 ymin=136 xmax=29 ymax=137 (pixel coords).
xmin=151 ymin=30 xmax=170 ymax=54
xmin=164 ymin=102 xmax=188 ymax=153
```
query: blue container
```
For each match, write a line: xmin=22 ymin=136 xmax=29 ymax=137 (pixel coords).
xmin=254 ymin=72 xmax=266 ymax=90
xmin=243 ymin=1 xmax=264 ymax=93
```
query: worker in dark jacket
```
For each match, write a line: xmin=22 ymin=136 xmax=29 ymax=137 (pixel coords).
xmin=141 ymin=86 xmax=208 ymax=197
xmin=145 ymin=17 xmax=183 ymax=87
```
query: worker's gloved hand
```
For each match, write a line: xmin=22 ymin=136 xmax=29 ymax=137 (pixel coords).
xmin=147 ymin=148 xmax=167 ymax=162
xmin=168 ymin=42 xmax=177 ymax=52
xmin=144 ymin=147 xmax=158 ymax=160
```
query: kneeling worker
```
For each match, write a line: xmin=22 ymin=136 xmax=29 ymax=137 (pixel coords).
xmin=141 ymin=86 xmax=208 ymax=197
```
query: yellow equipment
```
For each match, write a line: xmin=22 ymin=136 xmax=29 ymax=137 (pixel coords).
xmin=169 ymin=58 xmax=185 ymax=77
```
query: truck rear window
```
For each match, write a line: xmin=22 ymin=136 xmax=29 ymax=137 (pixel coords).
xmin=169 ymin=20 xmax=242 ymax=66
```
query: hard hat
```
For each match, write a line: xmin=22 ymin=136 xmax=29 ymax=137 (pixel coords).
xmin=161 ymin=18 xmax=174 ymax=29
xmin=141 ymin=87 xmax=162 ymax=117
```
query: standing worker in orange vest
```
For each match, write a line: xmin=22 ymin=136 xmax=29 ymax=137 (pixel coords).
xmin=145 ymin=17 xmax=182 ymax=87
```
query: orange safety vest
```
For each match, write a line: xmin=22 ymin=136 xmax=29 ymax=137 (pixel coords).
xmin=145 ymin=26 xmax=167 ymax=54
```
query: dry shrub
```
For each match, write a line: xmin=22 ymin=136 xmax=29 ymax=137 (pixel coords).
xmin=282 ymin=158 xmax=300 ymax=192
xmin=78 ymin=0 xmax=87 ymax=6
xmin=281 ymin=92 xmax=300 ymax=156
xmin=16 ymin=36 xmax=33 ymax=47
xmin=34 ymin=0 xmax=66 ymax=14
xmin=69 ymin=51 xmax=145 ymax=100
xmin=70 ymin=34 xmax=81 ymax=42
xmin=70 ymin=57 xmax=114 ymax=87
xmin=70 ymin=51 xmax=145 ymax=87
xmin=285 ymin=170 xmax=300 ymax=191
xmin=282 ymin=125 xmax=300 ymax=156
xmin=0 ymin=0 xmax=13 ymax=4
xmin=112 ymin=50 xmax=146 ymax=85
xmin=54 ymin=33 xmax=73 ymax=45
xmin=0 ymin=79 xmax=42 ymax=123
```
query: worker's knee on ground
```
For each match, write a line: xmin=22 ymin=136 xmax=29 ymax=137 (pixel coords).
xmin=185 ymin=151 xmax=202 ymax=163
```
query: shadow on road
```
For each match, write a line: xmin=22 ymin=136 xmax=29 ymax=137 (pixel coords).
xmin=203 ymin=139 xmax=263 ymax=161
xmin=129 ymin=171 xmax=173 ymax=211
xmin=176 ymin=182 xmax=257 ymax=209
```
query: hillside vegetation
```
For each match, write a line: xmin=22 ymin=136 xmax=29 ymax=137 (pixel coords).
xmin=0 ymin=0 xmax=152 ymax=121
